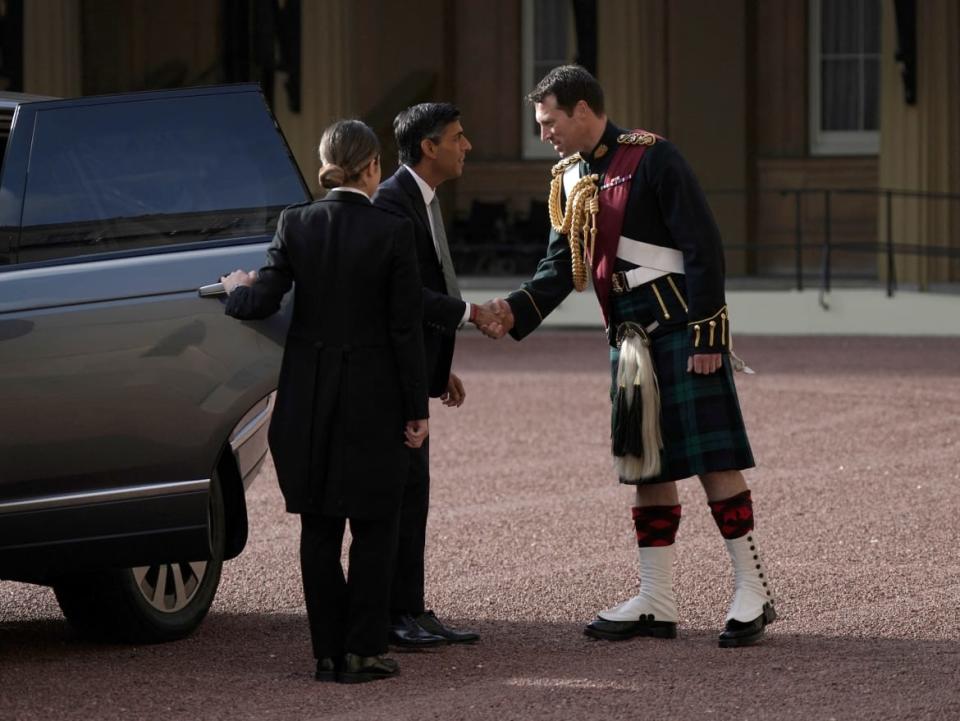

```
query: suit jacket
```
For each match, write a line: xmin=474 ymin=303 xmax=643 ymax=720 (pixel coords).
xmin=225 ymin=190 xmax=428 ymax=518
xmin=374 ymin=167 xmax=466 ymax=397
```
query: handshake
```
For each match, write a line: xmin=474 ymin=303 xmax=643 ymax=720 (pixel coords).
xmin=469 ymin=298 xmax=514 ymax=340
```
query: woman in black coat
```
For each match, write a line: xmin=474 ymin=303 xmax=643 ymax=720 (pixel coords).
xmin=221 ymin=120 xmax=428 ymax=684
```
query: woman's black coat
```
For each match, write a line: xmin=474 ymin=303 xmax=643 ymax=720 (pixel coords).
xmin=225 ymin=190 xmax=428 ymax=519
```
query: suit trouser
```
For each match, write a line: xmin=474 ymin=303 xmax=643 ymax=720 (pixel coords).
xmin=300 ymin=510 xmax=400 ymax=659
xmin=390 ymin=437 xmax=430 ymax=615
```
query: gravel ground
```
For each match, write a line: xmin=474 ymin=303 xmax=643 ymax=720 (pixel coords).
xmin=2 ymin=331 xmax=959 ymax=721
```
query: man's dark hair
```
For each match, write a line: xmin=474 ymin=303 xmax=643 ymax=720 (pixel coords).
xmin=393 ymin=102 xmax=461 ymax=166
xmin=526 ymin=64 xmax=604 ymax=115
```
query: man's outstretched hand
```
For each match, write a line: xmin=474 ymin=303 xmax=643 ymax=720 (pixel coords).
xmin=470 ymin=298 xmax=515 ymax=339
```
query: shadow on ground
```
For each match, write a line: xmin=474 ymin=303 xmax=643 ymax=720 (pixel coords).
xmin=2 ymin=612 xmax=958 ymax=721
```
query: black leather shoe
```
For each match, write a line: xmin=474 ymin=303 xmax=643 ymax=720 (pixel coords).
xmin=314 ymin=657 xmax=338 ymax=682
xmin=584 ymin=614 xmax=678 ymax=641
xmin=389 ymin=613 xmax=445 ymax=648
xmin=338 ymin=653 xmax=400 ymax=684
xmin=414 ymin=610 xmax=480 ymax=644
xmin=718 ymin=602 xmax=777 ymax=648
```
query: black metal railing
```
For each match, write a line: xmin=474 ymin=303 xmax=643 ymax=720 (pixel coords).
xmin=747 ymin=187 xmax=960 ymax=307
xmin=451 ymin=188 xmax=960 ymax=302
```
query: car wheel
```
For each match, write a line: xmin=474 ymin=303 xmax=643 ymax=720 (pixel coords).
xmin=52 ymin=471 xmax=226 ymax=643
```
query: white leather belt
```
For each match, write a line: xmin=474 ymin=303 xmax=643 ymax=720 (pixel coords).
xmin=612 ymin=236 xmax=684 ymax=293
xmin=617 ymin=236 xmax=684 ymax=273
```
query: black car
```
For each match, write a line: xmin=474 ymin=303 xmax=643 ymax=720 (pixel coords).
xmin=0 ymin=85 xmax=310 ymax=641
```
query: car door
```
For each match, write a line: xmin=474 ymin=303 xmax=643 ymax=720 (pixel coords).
xmin=0 ymin=86 xmax=310 ymax=568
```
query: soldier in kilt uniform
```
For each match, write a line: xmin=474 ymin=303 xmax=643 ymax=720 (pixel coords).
xmin=488 ymin=65 xmax=777 ymax=647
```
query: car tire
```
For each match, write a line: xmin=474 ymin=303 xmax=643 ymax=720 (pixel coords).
xmin=52 ymin=471 xmax=226 ymax=643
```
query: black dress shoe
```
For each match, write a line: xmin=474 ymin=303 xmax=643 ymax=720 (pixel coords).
xmin=718 ymin=602 xmax=777 ymax=648
xmin=338 ymin=653 xmax=400 ymax=684
xmin=414 ymin=610 xmax=480 ymax=644
xmin=315 ymin=657 xmax=338 ymax=682
xmin=584 ymin=614 xmax=678 ymax=641
xmin=389 ymin=613 xmax=445 ymax=648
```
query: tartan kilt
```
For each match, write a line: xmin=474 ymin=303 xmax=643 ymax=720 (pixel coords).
xmin=608 ymin=295 xmax=755 ymax=485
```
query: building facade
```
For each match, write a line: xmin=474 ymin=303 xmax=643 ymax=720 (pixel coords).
xmin=3 ymin=0 xmax=957 ymax=287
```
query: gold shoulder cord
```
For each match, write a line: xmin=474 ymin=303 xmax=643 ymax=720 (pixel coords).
xmin=548 ymin=153 xmax=598 ymax=292
xmin=617 ymin=131 xmax=656 ymax=147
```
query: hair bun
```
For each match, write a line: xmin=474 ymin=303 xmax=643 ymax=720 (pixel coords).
xmin=318 ymin=163 xmax=346 ymax=189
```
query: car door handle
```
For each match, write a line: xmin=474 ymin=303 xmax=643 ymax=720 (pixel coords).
xmin=198 ymin=282 xmax=226 ymax=297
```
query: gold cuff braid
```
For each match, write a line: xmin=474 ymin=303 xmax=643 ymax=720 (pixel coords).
xmin=548 ymin=157 xmax=598 ymax=293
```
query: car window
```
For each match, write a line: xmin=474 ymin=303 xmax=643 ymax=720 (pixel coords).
xmin=17 ymin=91 xmax=307 ymax=264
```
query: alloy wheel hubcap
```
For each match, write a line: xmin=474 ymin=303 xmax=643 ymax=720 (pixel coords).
xmin=132 ymin=561 xmax=207 ymax=612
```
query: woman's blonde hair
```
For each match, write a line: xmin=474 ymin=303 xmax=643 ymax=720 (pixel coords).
xmin=317 ymin=119 xmax=380 ymax=190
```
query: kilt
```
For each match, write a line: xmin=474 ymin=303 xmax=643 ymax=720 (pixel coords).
xmin=608 ymin=294 xmax=755 ymax=485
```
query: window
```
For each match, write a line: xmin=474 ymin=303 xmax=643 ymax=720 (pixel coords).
xmin=521 ymin=0 xmax=575 ymax=159
xmin=18 ymin=91 xmax=306 ymax=264
xmin=809 ymin=0 xmax=881 ymax=155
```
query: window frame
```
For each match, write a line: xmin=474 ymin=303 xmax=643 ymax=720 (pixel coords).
xmin=808 ymin=0 xmax=881 ymax=156
xmin=521 ymin=0 xmax=572 ymax=160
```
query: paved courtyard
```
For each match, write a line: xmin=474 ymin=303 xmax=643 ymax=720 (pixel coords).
xmin=2 ymin=331 xmax=959 ymax=720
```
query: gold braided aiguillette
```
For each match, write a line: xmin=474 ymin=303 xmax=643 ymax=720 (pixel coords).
xmin=548 ymin=156 xmax=598 ymax=292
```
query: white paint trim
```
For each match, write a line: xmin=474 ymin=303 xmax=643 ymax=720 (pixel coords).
xmin=462 ymin=286 xmax=960 ymax=336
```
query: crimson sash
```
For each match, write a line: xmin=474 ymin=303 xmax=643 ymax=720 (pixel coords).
xmin=590 ymin=132 xmax=653 ymax=327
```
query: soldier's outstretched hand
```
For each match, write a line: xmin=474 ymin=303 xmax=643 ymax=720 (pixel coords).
xmin=471 ymin=303 xmax=504 ymax=338
xmin=481 ymin=298 xmax=515 ymax=339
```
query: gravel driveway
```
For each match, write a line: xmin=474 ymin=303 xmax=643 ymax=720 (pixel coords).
xmin=2 ymin=331 xmax=959 ymax=720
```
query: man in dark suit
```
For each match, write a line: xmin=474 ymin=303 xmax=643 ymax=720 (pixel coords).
xmin=374 ymin=103 xmax=496 ymax=646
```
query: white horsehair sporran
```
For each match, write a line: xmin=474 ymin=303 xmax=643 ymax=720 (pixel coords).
xmin=612 ymin=322 xmax=663 ymax=480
